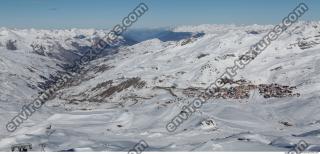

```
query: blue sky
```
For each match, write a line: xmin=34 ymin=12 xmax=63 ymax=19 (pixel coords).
xmin=0 ymin=0 xmax=319 ymax=29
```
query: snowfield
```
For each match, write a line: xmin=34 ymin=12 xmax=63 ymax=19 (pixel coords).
xmin=0 ymin=21 xmax=320 ymax=152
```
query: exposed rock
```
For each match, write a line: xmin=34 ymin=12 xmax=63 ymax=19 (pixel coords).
xmin=200 ymin=119 xmax=217 ymax=130
xmin=197 ymin=53 xmax=209 ymax=59
xmin=270 ymin=66 xmax=283 ymax=71
xmin=6 ymin=40 xmax=17 ymax=50
xmin=96 ymin=77 xmax=146 ymax=98
xmin=280 ymin=121 xmax=293 ymax=127
xmin=246 ymin=30 xmax=260 ymax=34
xmin=181 ymin=39 xmax=193 ymax=46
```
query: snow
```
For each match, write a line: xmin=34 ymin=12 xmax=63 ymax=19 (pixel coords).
xmin=0 ymin=21 xmax=320 ymax=151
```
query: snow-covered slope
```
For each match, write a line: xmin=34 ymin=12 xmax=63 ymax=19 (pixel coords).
xmin=1 ymin=21 xmax=320 ymax=151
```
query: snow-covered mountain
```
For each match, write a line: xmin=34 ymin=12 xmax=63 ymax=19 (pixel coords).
xmin=1 ymin=21 xmax=320 ymax=151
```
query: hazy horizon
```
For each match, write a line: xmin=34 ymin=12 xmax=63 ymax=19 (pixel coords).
xmin=1 ymin=0 xmax=319 ymax=29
